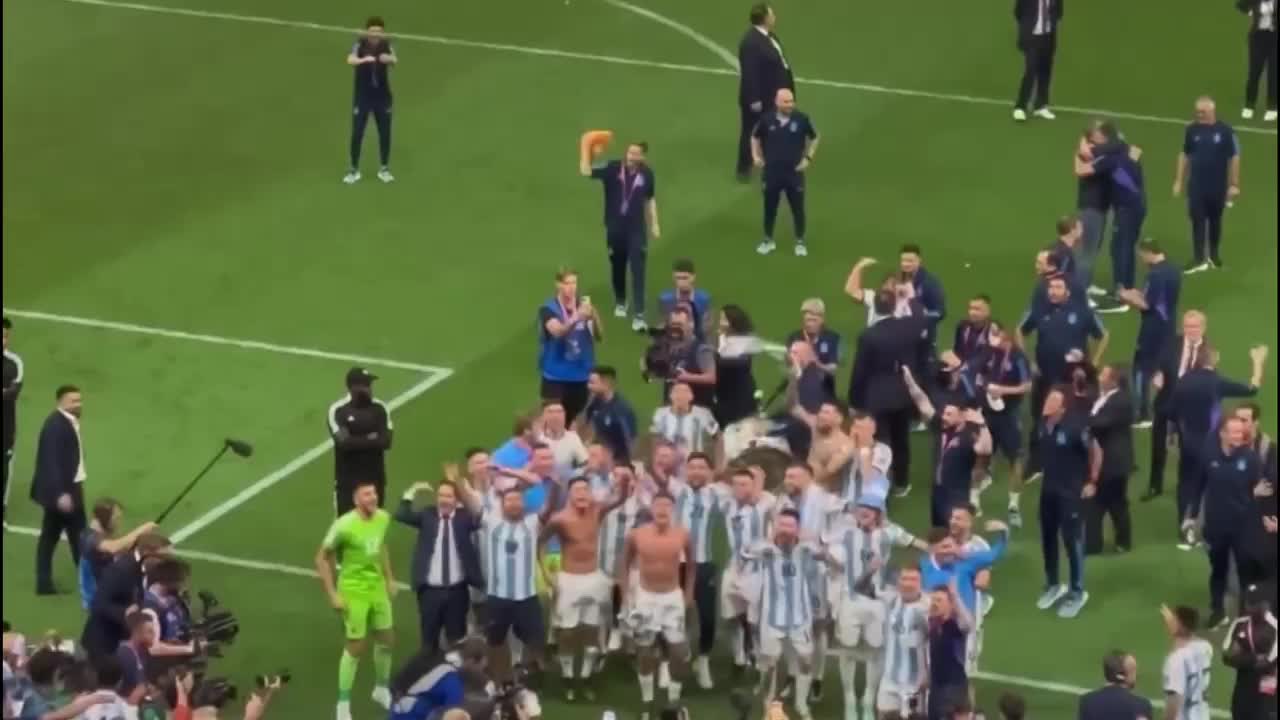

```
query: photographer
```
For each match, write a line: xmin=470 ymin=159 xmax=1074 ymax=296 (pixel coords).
xmin=714 ymin=304 xmax=762 ymax=461
xmin=388 ymin=637 xmax=488 ymax=720
xmin=147 ymin=668 xmax=281 ymax=720
xmin=141 ymin=558 xmax=199 ymax=659
xmin=651 ymin=307 xmax=715 ymax=407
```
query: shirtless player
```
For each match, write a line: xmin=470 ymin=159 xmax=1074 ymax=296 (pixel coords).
xmin=619 ymin=492 xmax=695 ymax=719
xmin=798 ymin=399 xmax=855 ymax=492
xmin=537 ymin=476 xmax=630 ymax=701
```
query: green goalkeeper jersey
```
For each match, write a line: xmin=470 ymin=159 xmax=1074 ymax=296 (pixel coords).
xmin=322 ymin=508 xmax=391 ymax=596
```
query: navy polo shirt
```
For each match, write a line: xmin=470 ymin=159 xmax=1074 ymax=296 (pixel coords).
xmin=658 ymin=288 xmax=712 ymax=339
xmin=1049 ymin=239 xmax=1076 ymax=280
xmin=1136 ymin=259 xmax=1181 ymax=352
xmin=1039 ymin=414 xmax=1092 ymax=498
xmin=1090 ymin=143 xmax=1146 ymax=210
xmin=1183 ymin=121 xmax=1239 ymax=195
xmin=1202 ymin=445 xmax=1261 ymax=536
xmin=583 ymin=392 xmax=638 ymax=461
xmin=591 ymin=160 xmax=655 ymax=234
xmin=951 ymin=321 xmax=991 ymax=364
xmin=351 ymin=38 xmax=393 ymax=106
xmin=752 ymin=111 xmax=816 ymax=181
xmin=1019 ymin=300 xmax=1104 ymax=383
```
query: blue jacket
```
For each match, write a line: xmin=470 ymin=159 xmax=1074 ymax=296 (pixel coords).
xmin=393 ymin=502 xmax=484 ymax=591
xmin=919 ymin=530 xmax=1009 ymax=612
xmin=911 ymin=266 xmax=947 ymax=327
xmin=388 ymin=662 xmax=466 ymax=720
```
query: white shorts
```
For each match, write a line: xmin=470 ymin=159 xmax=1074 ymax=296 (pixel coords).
xmin=965 ymin=620 xmax=984 ymax=673
xmin=876 ymin=681 xmax=924 ymax=715
xmin=552 ymin=570 xmax=612 ymax=629
xmin=719 ymin=565 xmax=761 ymax=620
xmin=833 ymin=594 xmax=886 ymax=650
xmin=758 ymin=623 xmax=814 ymax=662
xmin=722 ymin=418 xmax=761 ymax=462
xmin=625 ymin=587 xmax=687 ymax=646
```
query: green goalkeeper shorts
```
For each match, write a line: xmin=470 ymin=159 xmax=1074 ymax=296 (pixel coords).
xmin=341 ymin=588 xmax=393 ymax=640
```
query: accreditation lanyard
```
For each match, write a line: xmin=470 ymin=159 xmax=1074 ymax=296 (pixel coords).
xmin=618 ymin=164 xmax=644 ymax=215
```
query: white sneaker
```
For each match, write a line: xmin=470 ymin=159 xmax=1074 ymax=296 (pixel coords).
xmin=342 ymin=171 xmax=361 ymax=185
xmin=1013 ymin=108 xmax=1028 ymax=122
xmin=631 ymin=316 xmax=648 ymax=332
xmin=1242 ymin=108 xmax=1256 ymax=120
xmin=336 ymin=701 xmax=353 ymax=720
xmin=1034 ymin=107 xmax=1057 ymax=120
xmin=377 ymin=168 xmax=395 ymax=183
xmin=1184 ymin=262 xmax=1212 ymax=275
xmin=613 ymin=304 xmax=627 ymax=318
xmin=1086 ymin=285 xmax=1108 ymax=297
xmin=977 ymin=474 xmax=994 ymax=495
xmin=371 ymin=686 xmax=392 ymax=710
xmin=1026 ymin=471 xmax=1043 ymax=485
xmin=658 ymin=661 xmax=672 ymax=688
xmin=794 ymin=243 xmax=808 ymax=257
xmin=1036 ymin=584 xmax=1069 ymax=610
xmin=756 ymin=239 xmax=777 ymax=255
xmin=1132 ymin=420 xmax=1153 ymax=430
xmin=694 ymin=656 xmax=714 ymax=690
xmin=607 ymin=630 xmax=622 ymax=653
xmin=1266 ymin=110 xmax=1278 ymax=122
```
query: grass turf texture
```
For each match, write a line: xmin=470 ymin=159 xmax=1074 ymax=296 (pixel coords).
xmin=3 ymin=0 xmax=1276 ymax=717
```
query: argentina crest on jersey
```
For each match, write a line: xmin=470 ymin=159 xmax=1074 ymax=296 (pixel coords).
xmin=789 ymin=121 xmax=798 ymax=132
xmin=1056 ymin=431 xmax=1067 ymax=446
xmin=1237 ymin=458 xmax=1247 ymax=471
xmin=1067 ymin=311 xmax=1078 ymax=325
xmin=1213 ymin=132 xmax=1222 ymax=144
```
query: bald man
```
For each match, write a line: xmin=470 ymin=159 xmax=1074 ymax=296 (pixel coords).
xmin=750 ymin=88 xmax=819 ymax=257
xmin=1174 ymin=96 xmax=1241 ymax=274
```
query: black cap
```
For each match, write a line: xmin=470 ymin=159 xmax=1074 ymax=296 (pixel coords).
xmin=345 ymin=367 xmax=378 ymax=388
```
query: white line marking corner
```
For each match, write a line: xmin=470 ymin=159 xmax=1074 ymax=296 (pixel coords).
xmin=600 ymin=0 xmax=738 ymax=71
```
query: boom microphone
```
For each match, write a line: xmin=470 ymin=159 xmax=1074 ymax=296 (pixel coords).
xmin=155 ymin=438 xmax=254 ymax=524
xmin=225 ymin=438 xmax=254 ymax=458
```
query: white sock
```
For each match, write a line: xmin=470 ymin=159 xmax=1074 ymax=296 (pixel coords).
xmin=510 ymin=633 xmax=524 ymax=665
xmin=558 ymin=655 xmax=575 ymax=679
xmin=658 ymin=661 xmax=671 ymax=688
xmin=667 ymin=680 xmax=683 ymax=702
xmin=837 ymin=655 xmax=858 ymax=705
xmin=732 ymin=624 xmax=747 ymax=666
xmin=862 ymin=655 xmax=882 ymax=710
xmin=1009 ymin=491 xmax=1021 ymax=509
xmin=582 ymin=648 xmax=600 ymax=679
xmin=694 ymin=656 xmax=710 ymax=674
xmin=638 ymin=673 xmax=655 ymax=703
xmin=794 ymin=672 xmax=813 ymax=712
xmin=812 ymin=632 xmax=829 ymax=680
xmin=969 ymin=487 xmax=982 ymax=506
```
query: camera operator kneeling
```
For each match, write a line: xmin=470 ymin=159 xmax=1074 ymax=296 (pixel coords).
xmin=389 ymin=637 xmax=540 ymax=720
xmin=141 ymin=668 xmax=284 ymax=720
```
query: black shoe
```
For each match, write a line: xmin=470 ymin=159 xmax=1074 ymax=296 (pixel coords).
xmin=809 ymin=679 xmax=824 ymax=704
xmin=1139 ymin=489 xmax=1163 ymax=502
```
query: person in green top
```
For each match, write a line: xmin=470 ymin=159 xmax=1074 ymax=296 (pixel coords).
xmin=315 ymin=478 xmax=397 ymax=720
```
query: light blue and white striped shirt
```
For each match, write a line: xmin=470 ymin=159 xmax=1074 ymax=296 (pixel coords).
xmin=598 ymin=495 xmax=644 ymax=577
xmin=1162 ymin=638 xmax=1213 ymax=720
xmin=827 ymin=521 xmax=917 ymax=595
xmin=650 ymin=406 xmax=720 ymax=455
xmin=841 ymin=443 xmax=893 ymax=508
xmin=726 ymin=493 xmax=777 ymax=572
xmin=881 ymin=592 xmax=930 ymax=688
xmin=483 ymin=513 xmax=540 ymax=601
xmin=746 ymin=540 xmax=820 ymax=631
xmin=676 ymin=483 xmax=731 ymax=564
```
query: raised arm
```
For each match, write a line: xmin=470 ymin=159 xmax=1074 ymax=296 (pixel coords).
xmin=844 ymin=258 xmax=876 ymax=302
xmin=97 ymin=520 xmax=160 ymax=556
xmin=901 ymin=366 xmax=937 ymax=421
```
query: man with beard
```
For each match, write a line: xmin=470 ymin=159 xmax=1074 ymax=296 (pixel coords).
xmin=951 ymin=296 xmax=993 ymax=367
xmin=599 ymin=463 xmax=647 ymax=655
xmin=329 ymin=367 xmax=394 ymax=513
xmin=797 ymin=399 xmax=854 ymax=493
xmin=842 ymin=412 xmax=892 ymax=508
xmin=901 ymin=367 xmax=992 ymax=529
xmin=673 ymin=453 xmax=732 ymax=689
xmin=721 ymin=467 xmax=777 ymax=678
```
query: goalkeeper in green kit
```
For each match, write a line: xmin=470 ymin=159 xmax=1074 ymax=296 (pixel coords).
xmin=316 ymin=478 xmax=397 ymax=720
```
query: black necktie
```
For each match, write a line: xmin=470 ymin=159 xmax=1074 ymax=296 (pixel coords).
xmin=440 ymin=515 xmax=453 ymax=585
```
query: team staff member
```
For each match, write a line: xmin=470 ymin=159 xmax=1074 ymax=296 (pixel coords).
xmin=751 ymin=88 xmax=818 ymax=257
xmin=785 ymin=298 xmax=840 ymax=398
xmin=1201 ymin=417 xmax=1267 ymax=628
xmin=1012 ymin=0 xmax=1064 ymax=121
xmin=1072 ymin=129 xmax=1113 ymax=297
xmin=1118 ymin=239 xmax=1181 ymax=426
xmin=31 ymin=385 xmax=89 ymax=596
xmin=1223 ymin=584 xmax=1279 ymax=720
xmin=329 ymin=367 xmax=394 ymax=514
xmin=1076 ymin=650 xmax=1155 ymax=720
xmin=1238 ymin=0 xmax=1278 ymax=121
xmin=1174 ymin=97 xmax=1242 ymax=273
xmin=581 ymin=366 xmax=637 ymax=463
xmin=2 ymin=316 xmax=22 ymax=525
xmin=1076 ymin=123 xmax=1146 ymax=296
xmin=579 ymin=139 xmax=660 ymax=332
xmin=1144 ymin=310 xmax=1208 ymax=501
xmin=343 ymin=16 xmax=397 ymax=185
xmin=1085 ymin=366 xmax=1135 ymax=554
xmin=539 ymin=268 xmax=602 ymax=424
xmin=736 ymin=2 xmax=794 ymax=181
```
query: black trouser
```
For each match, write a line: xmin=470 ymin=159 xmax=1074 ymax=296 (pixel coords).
xmin=335 ymin=477 xmax=386 ymax=516
xmin=1246 ymin=29 xmax=1278 ymax=110
xmin=1111 ymin=204 xmax=1144 ymax=290
xmin=737 ymin=103 xmax=764 ymax=175
xmin=1148 ymin=409 xmax=1174 ymax=494
xmin=1176 ymin=440 xmax=1206 ymax=530
xmin=486 ymin=596 xmax=546 ymax=652
xmin=1039 ymin=490 xmax=1084 ymax=593
xmin=2 ymin=445 xmax=12 ymax=520
xmin=606 ymin=226 xmax=647 ymax=316
xmin=1085 ymin=473 xmax=1132 ymax=554
xmin=417 ymin=584 xmax=471 ymax=652
xmin=874 ymin=407 xmax=913 ymax=491
xmin=539 ymin=379 xmax=589 ymax=426
xmin=1232 ymin=674 xmax=1278 ymax=720
xmin=762 ymin=173 xmax=806 ymax=241
xmin=1207 ymin=530 xmax=1250 ymax=616
xmin=1015 ymin=33 xmax=1057 ymax=110
xmin=1189 ymin=190 xmax=1226 ymax=265
xmin=35 ymin=484 xmax=86 ymax=592
xmin=680 ymin=562 xmax=717 ymax=656
xmin=349 ymin=100 xmax=392 ymax=170
xmin=1026 ymin=376 xmax=1050 ymax=476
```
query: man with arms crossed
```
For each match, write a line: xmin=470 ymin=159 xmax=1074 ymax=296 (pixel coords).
xmin=619 ymin=492 xmax=694 ymax=720
xmin=537 ymin=475 xmax=630 ymax=702
xmin=316 ymin=479 xmax=397 ymax=720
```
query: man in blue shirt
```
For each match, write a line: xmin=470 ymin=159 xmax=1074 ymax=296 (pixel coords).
xmin=785 ymin=298 xmax=841 ymax=398
xmin=1075 ymin=122 xmax=1146 ymax=297
xmin=1173 ymin=96 xmax=1242 ymax=273
xmin=657 ymin=258 xmax=712 ymax=341
xmin=1118 ymin=239 xmax=1182 ymax=425
xmin=899 ymin=244 xmax=947 ymax=335
xmin=388 ymin=637 xmax=489 ymax=720
xmin=538 ymin=268 xmax=602 ymax=424
xmin=343 ymin=17 xmax=397 ymax=185
xmin=919 ymin=520 xmax=1010 ymax=616
xmin=1200 ymin=416 xmax=1268 ymax=628
xmin=582 ymin=366 xmax=638 ymax=463
xmin=580 ymin=141 xmax=660 ymax=332
xmin=751 ymin=88 xmax=819 ymax=257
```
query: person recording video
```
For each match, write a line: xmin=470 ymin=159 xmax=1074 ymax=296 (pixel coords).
xmin=644 ymin=307 xmax=715 ymax=407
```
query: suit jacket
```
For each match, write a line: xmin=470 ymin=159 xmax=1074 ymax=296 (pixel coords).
xmin=1172 ymin=368 xmax=1257 ymax=443
xmin=81 ymin=552 xmax=144 ymax=658
xmin=848 ymin=315 xmax=931 ymax=413
xmin=394 ymin=501 xmax=483 ymax=591
xmin=1014 ymin=0 xmax=1065 ymax=42
xmin=1089 ymin=389 xmax=1134 ymax=478
xmin=737 ymin=27 xmax=795 ymax=108
xmin=1076 ymin=684 xmax=1154 ymax=720
xmin=29 ymin=410 xmax=81 ymax=510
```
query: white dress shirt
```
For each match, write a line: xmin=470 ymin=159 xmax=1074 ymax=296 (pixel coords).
xmin=427 ymin=511 xmax=464 ymax=587
xmin=1033 ymin=0 xmax=1053 ymax=35
xmin=1179 ymin=339 xmax=1201 ymax=378
xmin=1259 ymin=0 xmax=1276 ymax=31
xmin=59 ymin=409 xmax=87 ymax=484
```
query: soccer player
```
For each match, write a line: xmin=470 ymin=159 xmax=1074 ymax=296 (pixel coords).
xmin=920 ymin=520 xmax=1010 ymax=627
xmin=598 ymin=464 xmax=646 ymax=655
xmin=843 ymin=257 xmax=919 ymax=327
xmin=1160 ymin=604 xmax=1214 ymax=720
xmin=926 ymin=580 xmax=976 ymax=720
xmin=959 ymin=320 xmax=1032 ymax=526
xmin=2 ymin=316 xmax=21 ymax=525
xmin=797 ymin=399 xmax=854 ymax=492
xmin=538 ymin=476 xmax=629 ymax=701
xmin=673 ymin=453 xmax=731 ymax=689
xmin=650 ymin=382 xmax=721 ymax=462
xmin=721 ymin=467 xmax=777 ymax=677
xmin=1118 ymin=239 xmax=1182 ymax=426
xmin=1173 ymin=96 xmax=1241 ymax=273
xmin=582 ymin=366 xmax=638 ymax=463
xmin=751 ymin=88 xmax=818 ymax=257
xmin=315 ymin=480 xmax=396 ymax=720
xmin=538 ymin=399 xmax=588 ymax=482
xmin=952 ymin=296 xmax=993 ymax=366
xmin=874 ymin=564 xmax=931 ymax=720
xmin=619 ymin=492 xmax=695 ymax=718
xmin=343 ymin=16 xmax=396 ymax=184
xmin=842 ymin=412 xmax=893 ymax=508
xmin=949 ymin=505 xmax=994 ymax=671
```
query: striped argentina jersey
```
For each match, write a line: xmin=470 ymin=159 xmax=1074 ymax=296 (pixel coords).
xmin=483 ymin=512 xmax=540 ymax=601
xmin=676 ymin=483 xmax=731 ymax=564
xmin=745 ymin=540 xmax=821 ymax=631
xmin=779 ymin=484 xmax=844 ymax=542
xmin=828 ymin=522 xmax=918 ymax=595
xmin=961 ymin=533 xmax=991 ymax=615
xmin=842 ymin=443 xmax=893 ymax=507
xmin=650 ymin=406 xmax=720 ymax=454
xmin=598 ymin=495 xmax=644 ymax=577
xmin=881 ymin=591 xmax=931 ymax=688
xmin=1162 ymin=638 xmax=1214 ymax=720
xmin=726 ymin=493 xmax=777 ymax=571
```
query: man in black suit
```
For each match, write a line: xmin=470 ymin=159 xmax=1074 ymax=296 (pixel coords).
xmin=1144 ymin=310 xmax=1207 ymax=501
xmin=30 ymin=384 xmax=88 ymax=595
xmin=847 ymin=290 xmax=931 ymax=496
xmin=396 ymin=477 xmax=483 ymax=652
xmin=736 ymin=2 xmax=794 ymax=181
xmin=1012 ymin=0 xmax=1064 ymax=122
xmin=1076 ymin=650 xmax=1155 ymax=720
xmin=81 ymin=532 xmax=172 ymax=658
xmin=1086 ymin=365 xmax=1135 ymax=554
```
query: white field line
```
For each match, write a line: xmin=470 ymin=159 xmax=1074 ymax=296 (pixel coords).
xmin=600 ymin=0 xmax=739 ymax=70
xmin=0 ymin=525 xmax=1227 ymax=716
xmin=58 ymin=0 xmax=1279 ymax=137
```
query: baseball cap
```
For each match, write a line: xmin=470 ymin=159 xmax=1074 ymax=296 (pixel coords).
xmin=345 ymin=367 xmax=378 ymax=388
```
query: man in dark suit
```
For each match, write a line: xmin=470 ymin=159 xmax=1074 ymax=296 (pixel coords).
xmin=1144 ymin=310 xmax=1207 ymax=501
xmin=1012 ymin=0 xmax=1064 ymax=122
xmin=81 ymin=532 xmax=171 ymax=658
xmin=848 ymin=290 xmax=931 ymax=496
xmin=736 ymin=2 xmax=795 ymax=181
xmin=396 ymin=478 xmax=483 ymax=652
xmin=1076 ymin=650 xmax=1155 ymax=720
xmin=1086 ymin=365 xmax=1135 ymax=554
xmin=30 ymin=385 xmax=88 ymax=595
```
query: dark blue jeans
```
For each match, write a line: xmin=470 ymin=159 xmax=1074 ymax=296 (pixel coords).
xmin=1110 ymin=204 xmax=1145 ymax=291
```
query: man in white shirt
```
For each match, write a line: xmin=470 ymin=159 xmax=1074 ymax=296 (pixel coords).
xmin=539 ymin=399 xmax=588 ymax=481
xmin=650 ymin=382 xmax=721 ymax=463
xmin=844 ymin=257 xmax=917 ymax=328
xmin=31 ymin=385 xmax=88 ymax=596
